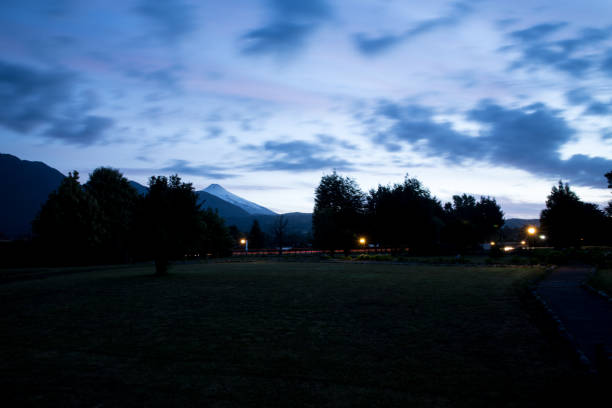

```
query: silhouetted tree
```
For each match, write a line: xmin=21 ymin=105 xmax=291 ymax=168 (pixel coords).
xmin=313 ymin=171 xmax=365 ymax=255
xmin=33 ymin=171 xmax=101 ymax=265
xmin=199 ymin=208 xmax=234 ymax=258
xmin=540 ymin=181 xmax=607 ymax=248
xmin=248 ymin=219 xmax=266 ymax=249
xmin=606 ymin=170 xmax=612 ymax=217
xmin=139 ymin=175 xmax=203 ymax=275
xmin=366 ymin=176 xmax=444 ymax=253
xmin=228 ymin=225 xmax=241 ymax=245
xmin=443 ymin=194 xmax=504 ymax=250
xmin=273 ymin=214 xmax=288 ymax=255
xmin=84 ymin=167 xmax=138 ymax=263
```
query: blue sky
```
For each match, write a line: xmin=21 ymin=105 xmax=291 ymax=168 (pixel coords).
xmin=1 ymin=0 xmax=611 ymax=217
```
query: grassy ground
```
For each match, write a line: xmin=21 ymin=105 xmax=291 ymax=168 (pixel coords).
xmin=0 ymin=262 xmax=597 ymax=407
xmin=589 ymin=268 xmax=612 ymax=295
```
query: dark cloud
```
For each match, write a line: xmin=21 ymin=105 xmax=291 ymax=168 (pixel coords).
xmin=241 ymin=23 xmax=315 ymax=56
xmin=504 ymin=24 xmax=612 ymax=77
xmin=0 ymin=59 xmax=113 ymax=145
xmin=205 ymin=126 xmax=223 ymax=139
xmin=372 ymin=102 xmax=482 ymax=159
xmin=602 ymin=49 xmax=612 ymax=77
xmin=509 ymin=22 xmax=567 ymax=42
xmin=565 ymin=88 xmax=592 ymax=105
xmin=135 ymin=0 xmax=196 ymax=43
xmin=353 ymin=1 xmax=473 ymax=56
xmin=247 ymin=140 xmax=353 ymax=172
xmin=161 ymin=160 xmax=236 ymax=179
xmin=368 ymin=99 xmax=611 ymax=187
xmin=44 ymin=116 xmax=114 ymax=146
xmin=240 ymin=0 xmax=331 ymax=58
xmin=584 ymin=100 xmax=612 ymax=116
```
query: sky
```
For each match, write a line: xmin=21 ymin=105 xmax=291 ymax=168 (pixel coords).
xmin=1 ymin=0 xmax=611 ymax=217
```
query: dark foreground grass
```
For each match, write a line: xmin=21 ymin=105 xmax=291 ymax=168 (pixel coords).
xmin=0 ymin=262 xmax=598 ymax=407
xmin=589 ymin=268 xmax=612 ymax=296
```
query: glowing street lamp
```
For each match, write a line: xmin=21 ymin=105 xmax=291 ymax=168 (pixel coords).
xmin=359 ymin=237 xmax=366 ymax=252
xmin=526 ymin=226 xmax=537 ymax=249
xmin=240 ymin=238 xmax=248 ymax=254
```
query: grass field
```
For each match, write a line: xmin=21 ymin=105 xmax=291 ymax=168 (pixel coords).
xmin=0 ymin=261 xmax=597 ymax=407
xmin=589 ymin=268 xmax=612 ymax=296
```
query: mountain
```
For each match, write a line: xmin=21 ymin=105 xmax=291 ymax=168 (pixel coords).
xmin=203 ymin=184 xmax=276 ymax=215
xmin=129 ymin=180 xmax=149 ymax=196
xmin=503 ymin=218 xmax=540 ymax=229
xmin=0 ymin=153 xmax=65 ymax=238
xmin=197 ymin=191 xmax=251 ymax=218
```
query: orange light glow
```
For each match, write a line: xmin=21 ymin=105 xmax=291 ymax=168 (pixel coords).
xmin=527 ymin=226 xmax=536 ymax=235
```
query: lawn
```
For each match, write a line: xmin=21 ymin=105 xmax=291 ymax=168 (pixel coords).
xmin=589 ymin=268 xmax=612 ymax=296
xmin=0 ymin=262 xmax=595 ymax=407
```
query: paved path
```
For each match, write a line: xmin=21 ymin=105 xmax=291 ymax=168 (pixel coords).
xmin=537 ymin=266 xmax=612 ymax=368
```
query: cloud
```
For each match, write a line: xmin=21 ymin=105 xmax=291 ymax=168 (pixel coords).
xmin=509 ymin=22 xmax=567 ymax=42
xmin=240 ymin=0 xmax=331 ymax=58
xmin=584 ymin=100 xmax=612 ymax=116
xmin=565 ymin=88 xmax=592 ymax=105
xmin=367 ymin=99 xmax=611 ymax=187
xmin=205 ymin=126 xmax=223 ymax=139
xmin=241 ymin=23 xmax=315 ymax=56
xmin=0 ymin=59 xmax=114 ymax=145
xmin=353 ymin=1 xmax=473 ymax=56
xmin=503 ymin=24 xmax=612 ymax=77
xmin=602 ymin=48 xmax=612 ymax=77
xmin=44 ymin=116 xmax=114 ymax=146
xmin=316 ymin=134 xmax=357 ymax=150
xmin=161 ymin=160 xmax=236 ymax=179
xmin=247 ymin=140 xmax=353 ymax=172
xmin=135 ymin=0 xmax=196 ymax=43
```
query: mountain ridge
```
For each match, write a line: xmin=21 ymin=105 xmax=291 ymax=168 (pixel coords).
xmin=203 ymin=183 xmax=276 ymax=216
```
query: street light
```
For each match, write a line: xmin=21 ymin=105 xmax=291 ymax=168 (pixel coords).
xmin=359 ymin=237 xmax=366 ymax=252
xmin=240 ymin=238 xmax=248 ymax=255
xmin=527 ymin=226 xmax=537 ymax=249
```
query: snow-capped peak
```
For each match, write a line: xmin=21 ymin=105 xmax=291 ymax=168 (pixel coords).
xmin=203 ymin=184 xmax=276 ymax=215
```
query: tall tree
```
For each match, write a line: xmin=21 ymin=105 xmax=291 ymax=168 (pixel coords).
xmin=248 ymin=219 xmax=266 ymax=249
xmin=199 ymin=208 xmax=234 ymax=258
xmin=443 ymin=194 xmax=504 ymax=250
xmin=32 ymin=171 xmax=101 ymax=265
xmin=366 ymin=176 xmax=444 ymax=253
xmin=606 ymin=170 xmax=612 ymax=217
xmin=139 ymin=175 xmax=203 ymax=275
xmin=84 ymin=167 xmax=138 ymax=263
xmin=540 ymin=181 xmax=607 ymax=248
xmin=313 ymin=171 xmax=364 ymax=254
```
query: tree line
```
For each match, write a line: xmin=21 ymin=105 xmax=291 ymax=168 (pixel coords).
xmin=313 ymin=170 xmax=612 ymax=254
xmin=32 ymin=168 xmax=233 ymax=274
xmin=313 ymin=172 xmax=505 ymax=254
